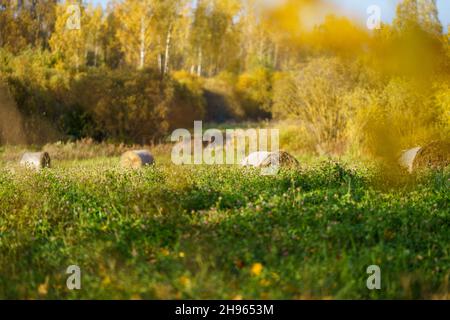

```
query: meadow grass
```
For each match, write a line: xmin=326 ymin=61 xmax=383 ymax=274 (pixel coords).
xmin=0 ymin=152 xmax=448 ymax=299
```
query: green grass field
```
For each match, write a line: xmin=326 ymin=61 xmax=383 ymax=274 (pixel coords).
xmin=0 ymin=151 xmax=449 ymax=299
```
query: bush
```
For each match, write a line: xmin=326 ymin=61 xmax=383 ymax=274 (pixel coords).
xmin=277 ymin=120 xmax=318 ymax=155
xmin=349 ymin=78 xmax=447 ymax=162
xmin=77 ymin=69 xmax=170 ymax=143
xmin=273 ymin=57 xmax=354 ymax=154
xmin=203 ymin=72 xmax=244 ymax=122
xmin=0 ymin=50 xmax=206 ymax=144
xmin=169 ymin=71 xmax=206 ymax=130
xmin=435 ymin=82 xmax=450 ymax=137
xmin=235 ymin=67 xmax=273 ymax=120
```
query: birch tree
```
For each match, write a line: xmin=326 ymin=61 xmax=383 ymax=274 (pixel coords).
xmin=115 ymin=0 xmax=154 ymax=69
xmin=153 ymin=0 xmax=187 ymax=76
xmin=49 ymin=1 xmax=86 ymax=71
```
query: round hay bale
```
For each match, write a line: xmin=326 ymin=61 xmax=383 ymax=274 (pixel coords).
xmin=399 ymin=147 xmax=422 ymax=173
xmin=19 ymin=152 xmax=51 ymax=170
xmin=241 ymin=151 xmax=299 ymax=168
xmin=412 ymin=141 xmax=450 ymax=171
xmin=120 ymin=150 xmax=154 ymax=169
xmin=241 ymin=151 xmax=272 ymax=167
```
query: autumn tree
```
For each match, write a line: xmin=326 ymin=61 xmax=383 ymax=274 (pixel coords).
xmin=100 ymin=3 xmax=124 ymax=69
xmin=83 ymin=4 xmax=103 ymax=67
xmin=115 ymin=0 xmax=155 ymax=69
xmin=152 ymin=0 xmax=187 ymax=76
xmin=0 ymin=1 xmax=34 ymax=53
xmin=50 ymin=1 xmax=86 ymax=71
xmin=189 ymin=0 xmax=241 ymax=76
xmin=394 ymin=0 xmax=442 ymax=35
xmin=387 ymin=0 xmax=445 ymax=76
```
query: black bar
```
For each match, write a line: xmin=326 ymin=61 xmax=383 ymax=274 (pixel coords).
xmin=1 ymin=300 xmax=447 ymax=319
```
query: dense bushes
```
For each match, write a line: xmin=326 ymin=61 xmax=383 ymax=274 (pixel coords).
xmin=349 ymin=78 xmax=448 ymax=161
xmin=0 ymin=50 xmax=205 ymax=144
xmin=0 ymin=49 xmax=275 ymax=144
xmin=74 ymin=70 xmax=205 ymax=143
xmin=273 ymin=58 xmax=354 ymax=154
xmin=272 ymin=56 xmax=450 ymax=157
xmin=200 ymin=69 xmax=274 ymax=123
xmin=169 ymin=71 xmax=206 ymax=130
xmin=235 ymin=68 xmax=273 ymax=120
xmin=74 ymin=69 xmax=169 ymax=143
xmin=202 ymin=72 xmax=245 ymax=122
xmin=0 ymin=80 xmax=26 ymax=145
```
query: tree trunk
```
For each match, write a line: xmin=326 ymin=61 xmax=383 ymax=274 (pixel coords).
xmin=163 ymin=23 xmax=173 ymax=76
xmin=139 ymin=15 xmax=145 ymax=69
xmin=157 ymin=36 xmax=163 ymax=74
xmin=158 ymin=53 xmax=162 ymax=74
xmin=197 ymin=48 xmax=202 ymax=77
xmin=273 ymin=43 xmax=279 ymax=69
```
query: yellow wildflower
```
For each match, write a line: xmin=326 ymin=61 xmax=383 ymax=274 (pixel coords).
xmin=250 ymin=263 xmax=263 ymax=276
xmin=179 ymin=276 xmax=191 ymax=288
xmin=38 ymin=281 xmax=49 ymax=296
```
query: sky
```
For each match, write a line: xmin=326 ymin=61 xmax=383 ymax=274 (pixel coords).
xmin=89 ymin=0 xmax=450 ymax=31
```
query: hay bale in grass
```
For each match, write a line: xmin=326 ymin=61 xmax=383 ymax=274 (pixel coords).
xmin=241 ymin=151 xmax=299 ymax=168
xmin=399 ymin=147 xmax=422 ymax=173
xmin=120 ymin=150 xmax=154 ymax=169
xmin=19 ymin=152 xmax=51 ymax=170
xmin=241 ymin=151 xmax=271 ymax=167
xmin=412 ymin=141 xmax=450 ymax=171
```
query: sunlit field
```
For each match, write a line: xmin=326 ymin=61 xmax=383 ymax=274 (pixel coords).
xmin=0 ymin=144 xmax=448 ymax=299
